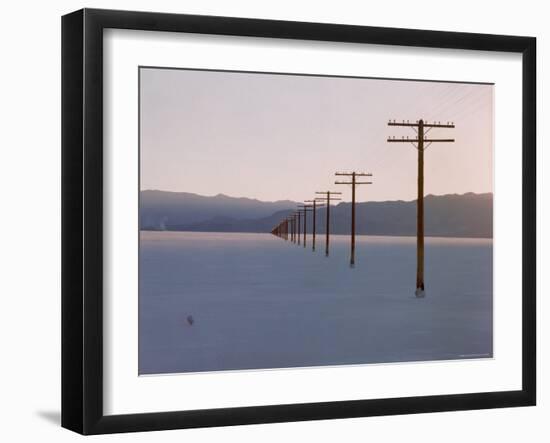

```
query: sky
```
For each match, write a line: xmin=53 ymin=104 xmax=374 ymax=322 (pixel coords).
xmin=140 ymin=67 xmax=493 ymax=203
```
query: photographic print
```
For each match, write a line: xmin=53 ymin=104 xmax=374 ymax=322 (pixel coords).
xmin=138 ymin=67 xmax=494 ymax=375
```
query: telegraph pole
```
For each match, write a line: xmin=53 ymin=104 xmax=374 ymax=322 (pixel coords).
xmin=335 ymin=172 xmax=372 ymax=267
xmin=295 ymin=212 xmax=299 ymax=243
xmin=298 ymin=204 xmax=314 ymax=248
xmin=304 ymin=199 xmax=325 ymax=251
xmin=284 ymin=217 xmax=289 ymax=241
xmin=296 ymin=210 xmax=302 ymax=245
xmin=286 ymin=218 xmax=291 ymax=242
xmin=388 ymin=119 xmax=455 ymax=296
xmin=315 ymin=191 xmax=342 ymax=256
xmin=287 ymin=217 xmax=291 ymax=242
xmin=293 ymin=212 xmax=298 ymax=243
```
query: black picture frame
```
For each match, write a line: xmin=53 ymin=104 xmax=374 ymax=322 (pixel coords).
xmin=62 ymin=8 xmax=536 ymax=435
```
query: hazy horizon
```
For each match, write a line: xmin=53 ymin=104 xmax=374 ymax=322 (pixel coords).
xmin=140 ymin=68 xmax=493 ymax=203
xmin=141 ymin=188 xmax=493 ymax=203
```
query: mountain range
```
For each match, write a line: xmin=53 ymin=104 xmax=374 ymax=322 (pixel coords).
xmin=140 ymin=190 xmax=493 ymax=238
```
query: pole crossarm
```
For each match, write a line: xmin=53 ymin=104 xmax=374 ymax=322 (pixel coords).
xmin=315 ymin=192 xmax=342 ymax=201
xmin=388 ymin=120 xmax=455 ymax=128
xmin=304 ymin=200 xmax=325 ymax=205
xmin=335 ymin=181 xmax=373 ymax=185
xmin=335 ymin=172 xmax=372 ymax=176
xmin=387 ymin=138 xmax=455 ymax=143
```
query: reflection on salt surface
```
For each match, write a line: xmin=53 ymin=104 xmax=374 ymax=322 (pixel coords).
xmin=139 ymin=231 xmax=493 ymax=375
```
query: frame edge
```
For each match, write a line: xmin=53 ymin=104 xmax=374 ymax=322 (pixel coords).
xmin=521 ymin=36 xmax=537 ymax=406
xmin=63 ymin=8 xmax=537 ymax=434
xmin=61 ymin=8 xmax=85 ymax=435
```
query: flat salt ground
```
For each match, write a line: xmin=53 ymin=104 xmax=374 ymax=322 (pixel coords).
xmin=139 ymin=231 xmax=493 ymax=375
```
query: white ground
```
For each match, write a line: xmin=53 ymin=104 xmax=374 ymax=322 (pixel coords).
xmin=139 ymin=231 xmax=493 ymax=374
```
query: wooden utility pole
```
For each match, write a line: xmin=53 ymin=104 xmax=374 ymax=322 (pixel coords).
xmin=295 ymin=213 xmax=299 ymax=243
xmin=388 ymin=119 xmax=455 ymax=296
xmin=304 ymin=200 xmax=325 ymax=251
xmin=314 ymin=191 xmax=342 ymax=256
xmin=292 ymin=212 xmax=296 ymax=243
xmin=296 ymin=210 xmax=302 ymax=245
xmin=298 ymin=204 xmax=314 ymax=248
xmin=335 ymin=172 xmax=373 ymax=267
xmin=286 ymin=218 xmax=291 ymax=242
xmin=285 ymin=217 xmax=292 ymax=240
xmin=287 ymin=217 xmax=291 ymax=242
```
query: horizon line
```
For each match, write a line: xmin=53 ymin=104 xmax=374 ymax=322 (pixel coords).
xmin=140 ymin=189 xmax=494 ymax=204
xmin=139 ymin=230 xmax=493 ymax=240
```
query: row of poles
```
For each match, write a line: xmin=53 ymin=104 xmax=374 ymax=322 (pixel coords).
xmin=270 ymin=171 xmax=372 ymax=269
xmin=271 ymin=119 xmax=455 ymax=297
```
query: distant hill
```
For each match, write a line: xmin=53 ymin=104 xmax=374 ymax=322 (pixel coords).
xmin=322 ymin=192 xmax=493 ymax=238
xmin=140 ymin=190 xmax=296 ymax=230
xmin=140 ymin=190 xmax=493 ymax=238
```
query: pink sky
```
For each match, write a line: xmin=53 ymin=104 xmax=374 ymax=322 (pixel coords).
xmin=140 ymin=67 xmax=493 ymax=202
